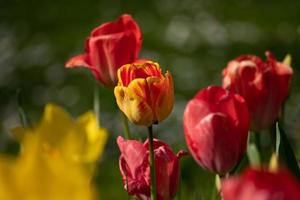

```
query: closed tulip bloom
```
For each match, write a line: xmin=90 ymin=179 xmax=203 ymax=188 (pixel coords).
xmin=114 ymin=61 xmax=174 ymax=126
xmin=117 ymin=136 xmax=186 ymax=200
xmin=66 ymin=14 xmax=142 ymax=87
xmin=184 ymin=86 xmax=249 ymax=174
xmin=222 ymin=51 xmax=293 ymax=131
xmin=222 ymin=168 xmax=300 ymax=200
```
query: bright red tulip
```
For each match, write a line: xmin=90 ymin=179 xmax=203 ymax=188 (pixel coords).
xmin=183 ymin=86 xmax=249 ymax=174
xmin=222 ymin=168 xmax=300 ymax=200
xmin=66 ymin=14 xmax=142 ymax=87
xmin=117 ymin=136 xmax=187 ymax=200
xmin=222 ymin=51 xmax=293 ymax=130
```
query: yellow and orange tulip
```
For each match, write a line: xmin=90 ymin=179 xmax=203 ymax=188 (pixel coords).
xmin=114 ymin=61 xmax=174 ymax=126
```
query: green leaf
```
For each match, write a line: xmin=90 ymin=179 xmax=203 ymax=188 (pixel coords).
xmin=275 ymin=124 xmax=281 ymax=155
xmin=247 ymin=143 xmax=261 ymax=167
xmin=276 ymin=122 xmax=300 ymax=179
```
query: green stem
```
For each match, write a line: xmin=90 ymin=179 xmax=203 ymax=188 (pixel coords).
xmin=148 ymin=125 xmax=157 ymax=200
xmin=270 ymin=122 xmax=277 ymax=152
xmin=121 ymin=113 xmax=132 ymax=139
xmin=94 ymin=84 xmax=101 ymax=127
xmin=254 ymin=131 xmax=261 ymax=153
xmin=16 ymin=90 xmax=30 ymax=127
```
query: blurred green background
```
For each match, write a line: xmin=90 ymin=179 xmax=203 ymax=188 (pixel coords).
xmin=1 ymin=0 xmax=300 ymax=199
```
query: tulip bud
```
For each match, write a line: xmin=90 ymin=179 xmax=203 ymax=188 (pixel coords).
xmin=114 ymin=61 xmax=174 ymax=126
xmin=66 ymin=14 xmax=142 ymax=87
xmin=222 ymin=168 xmax=300 ymax=200
xmin=117 ymin=136 xmax=187 ymax=200
xmin=222 ymin=51 xmax=293 ymax=131
xmin=183 ymin=86 xmax=249 ymax=174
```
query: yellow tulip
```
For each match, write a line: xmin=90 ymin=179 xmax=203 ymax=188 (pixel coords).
xmin=13 ymin=104 xmax=108 ymax=165
xmin=114 ymin=61 xmax=174 ymax=126
xmin=0 ymin=104 xmax=108 ymax=200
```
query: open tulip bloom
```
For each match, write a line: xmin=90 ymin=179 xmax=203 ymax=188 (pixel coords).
xmin=222 ymin=51 xmax=293 ymax=131
xmin=66 ymin=14 xmax=142 ymax=87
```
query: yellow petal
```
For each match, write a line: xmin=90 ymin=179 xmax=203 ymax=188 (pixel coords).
xmin=38 ymin=104 xmax=75 ymax=148
xmin=10 ymin=127 xmax=32 ymax=142
xmin=3 ymin=104 xmax=101 ymax=199
xmin=114 ymin=80 xmax=153 ymax=126
xmin=283 ymin=54 xmax=292 ymax=66
xmin=77 ymin=111 xmax=108 ymax=163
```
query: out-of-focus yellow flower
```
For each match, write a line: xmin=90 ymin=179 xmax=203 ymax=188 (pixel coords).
xmin=114 ymin=60 xmax=174 ymax=126
xmin=0 ymin=104 xmax=108 ymax=200
xmin=13 ymin=104 xmax=108 ymax=165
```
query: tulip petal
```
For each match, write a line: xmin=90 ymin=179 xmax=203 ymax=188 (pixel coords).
xmin=88 ymin=32 xmax=139 ymax=86
xmin=196 ymin=113 xmax=239 ymax=174
xmin=65 ymin=54 xmax=90 ymax=68
xmin=114 ymin=81 xmax=153 ymax=126
xmin=118 ymin=61 xmax=162 ymax=87
xmin=91 ymin=14 xmax=142 ymax=45
xmin=147 ymin=71 xmax=174 ymax=123
xmin=117 ymin=136 xmax=149 ymax=196
xmin=76 ymin=112 xmax=108 ymax=163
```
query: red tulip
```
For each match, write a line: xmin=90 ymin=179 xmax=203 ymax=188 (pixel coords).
xmin=117 ymin=136 xmax=187 ymax=200
xmin=222 ymin=51 xmax=293 ymax=130
xmin=66 ymin=14 xmax=142 ymax=87
xmin=222 ymin=168 xmax=300 ymax=200
xmin=183 ymin=86 xmax=249 ymax=174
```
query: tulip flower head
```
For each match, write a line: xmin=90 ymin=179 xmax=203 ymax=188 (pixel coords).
xmin=222 ymin=51 xmax=293 ymax=131
xmin=0 ymin=104 xmax=108 ymax=200
xmin=13 ymin=104 xmax=108 ymax=167
xmin=184 ymin=86 xmax=249 ymax=174
xmin=114 ymin=61 xmax=174 ymax=126
xmin=117 ymin=136 xmax=187 ymax=200
xmin=222 ymin=168 xmax=300 ymax=200
xmin=66 ymin=14 xmax=142 ymax=87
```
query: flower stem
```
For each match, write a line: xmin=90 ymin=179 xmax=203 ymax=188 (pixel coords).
xmin=148 ymin=125 xmax=157 ymax=200
xmin=16 ymin=89 xmax=30 ymax=127
xmin=254 ymin=131 xmax=261 ymax=152
xmin=94 ymin=84 xmax=101 ymax=127
xmin=121 ymin=113 xmax=132 ymax=139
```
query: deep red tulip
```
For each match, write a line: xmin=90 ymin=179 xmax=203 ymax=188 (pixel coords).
xmin=66 ymin=14 xmax=142 ymax=87
xmin=222 ymin=168 xmax=300 ymax=200
xmin=183 ymin=86 xmax=249 ymax=174
xmin=117 ymin=136 xmax=187 ymax=200
xmin=222 ymin=51 xmax=293 ymax=131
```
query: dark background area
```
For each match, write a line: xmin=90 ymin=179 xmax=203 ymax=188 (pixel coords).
xmin=0 ymin=0 xmax=300 ymax=199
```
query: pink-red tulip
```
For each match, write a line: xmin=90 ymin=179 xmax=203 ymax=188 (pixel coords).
xmin=117 ymin=136 xmax=186 ymax=200
xmin=222 ymin=51 xmax=293 ymax=131
xmin=183 ymin=86 xmax=249 ymax=174
xmin=66 ymin=14 xmax=142 ymax=87
xmin=222 ymin=168 xmax=300 ymax=200
xmin=114 ymin=60 xmax=174 ymax=126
